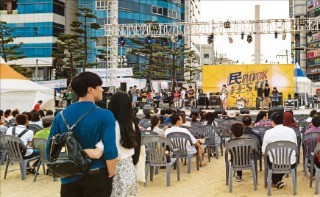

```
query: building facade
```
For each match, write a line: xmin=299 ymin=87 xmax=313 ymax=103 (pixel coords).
xmin=1 ymin=0 xmax=67 ymax=81
xmin=306 ymin=0 xmax=320 ymax=82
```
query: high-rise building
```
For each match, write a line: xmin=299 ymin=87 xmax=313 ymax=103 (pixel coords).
xmin=81 ymin=0 xmax=201 ymax=81
xmin=0 ymin=0 xmax=67 ymax=81
xmin=306 ymin=0 xmax=320 ymax=82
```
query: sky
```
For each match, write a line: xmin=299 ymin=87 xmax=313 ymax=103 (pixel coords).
xmin=200 ymin=0 xmax=291 ymax=64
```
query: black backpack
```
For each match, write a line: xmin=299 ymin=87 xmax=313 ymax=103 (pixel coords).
xmin=47 ymin=108 xmax=96 ymax=178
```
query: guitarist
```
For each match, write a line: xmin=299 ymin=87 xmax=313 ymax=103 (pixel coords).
xmin=220 ymin=84 xmax=228 ymax=110
xmin=262 ymin=84 xmax=271 ymax=110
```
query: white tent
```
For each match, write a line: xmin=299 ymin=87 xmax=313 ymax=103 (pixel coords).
xmin=295 ymin=63 xmax=316 ymax=96
xmin=0 ymin=57 xmax=54 ymax=112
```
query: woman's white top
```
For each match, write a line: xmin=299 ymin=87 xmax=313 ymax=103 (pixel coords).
xmin=183 ymin=121 xmax=191 ymax=127
xmin=96 ymin=121 xmax=134 ymax=160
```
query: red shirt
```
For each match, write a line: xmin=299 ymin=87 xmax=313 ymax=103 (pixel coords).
xmin=34 ymin=103 xmax=41 ymax=111
xmin=174 ymin=92 xmax=180 ymax=99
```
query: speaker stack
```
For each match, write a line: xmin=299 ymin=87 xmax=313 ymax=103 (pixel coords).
xmin=215 ymin=108 xmax=225 ymax=114
xmin=271 ymin=106 xmax=284 ymax=114
xmin=240 ymin=108 xmax=250 ymax=114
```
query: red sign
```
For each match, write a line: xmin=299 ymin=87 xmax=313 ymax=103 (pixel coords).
xmin=308 ymin=51 xmax=315 ymax=59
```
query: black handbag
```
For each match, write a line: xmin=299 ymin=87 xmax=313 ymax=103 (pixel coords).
xmin=47 ymin=108 xmax=96 ymax=178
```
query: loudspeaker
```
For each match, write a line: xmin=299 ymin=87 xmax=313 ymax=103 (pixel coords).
xmin=215 ymin=108 xmax=225 ymax=114
xmin=257 ymin=88 xmax=263 ymax=97
xmin=120 ymin=82 xmax=127 ymax=92
xmin=191 ymin=108 xmax=202 ymax=114
xmin=271 ymin=106 xmax=284 ymax=114
xmin=240 ymin=108 xmax=250 ymax=114
xmin=209 ymin=96 xmax=221 ymax=106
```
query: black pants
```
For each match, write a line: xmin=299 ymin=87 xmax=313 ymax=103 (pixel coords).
xmin=267 ymin=158 xmax=296 ymax=184
xmin=60 ymin=168 xmax=113 ymax=197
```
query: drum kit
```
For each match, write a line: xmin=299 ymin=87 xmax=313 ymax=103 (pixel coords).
xmin=233 ymin=95 xmax=251 ymax=109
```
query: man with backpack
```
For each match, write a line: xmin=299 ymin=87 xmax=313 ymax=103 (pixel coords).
xmin=46 ymin=72 xmax=118 ymax=197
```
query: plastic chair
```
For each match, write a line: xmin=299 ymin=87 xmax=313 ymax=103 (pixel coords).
xmin=142 ymin=136 xmax=180 ymax=187
xmin=33 ymin=138 xmax=57 ymax=182
xmin=200 ymin=125 xmax=221 ymax=161
xmin=298 ymin=119 xmax=308 ymax=135
xmin=0 ymin=133 xmax=7 ymax=165
xmin=167 ymin=132 xmax=199 ymax=173
xmin=252 ymin=126 xmax=272 ymax=141
xmin=289 ymin=127 xmax=301 ymax=164
xmin=225 ymin=138 xmax=258 ymax=193
xmin=217 ymin=119 xmax=238 ymax=149
xmin=3 ymin=135 xmax=39 ymax=180
xmin=302 ymin=132 xmax=320 ymax=177
xmin=310 ymin=143 xmax=320 ymax=194
xmin=242 ymin=134 xmax=262 ymax=172
xmin=191 ymin=121 xmax=203 ymax=128
xmin=141 ymin=130 xmax=159 ymax=138
xmin=27 ymin=124 xmax=42 ymax=134
xmin=263 ymin=141 xmax=298 ymax=196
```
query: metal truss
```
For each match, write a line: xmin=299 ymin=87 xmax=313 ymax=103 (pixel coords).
xmin=105 ymin=0 xmax=118 ymax=69
xmin=104 ymin=18 xmax=320 ymax=38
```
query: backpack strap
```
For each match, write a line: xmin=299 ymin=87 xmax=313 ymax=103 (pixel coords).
xmin=12 ymin=126 xmax=30 ymax=138
xmin=60 ymin=107 xmax=97 ymax=131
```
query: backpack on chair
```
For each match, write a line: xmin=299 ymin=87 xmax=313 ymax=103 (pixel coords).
xmin=47 ymin=108 xmax=96 ymax=178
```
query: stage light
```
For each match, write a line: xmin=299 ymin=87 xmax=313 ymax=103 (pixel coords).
xmin=241 ymin=32 xmax=244 ymax=40
xmin=119 ymin=37 xmax=125 ymax=46
xmin=228 ymin=36 xmax=233 ymax=44
xmin=282 ymin=31 xmax=286 ymax=40
xmin=274 ymin=31 xmax=278 ymax=39
xmin=247 ymin=35 xmax=252 ymax=43
xmin=146 ymin=36 xmax=152 ymax=45
xmin=207 ymin=33 xmax=214 ymax=44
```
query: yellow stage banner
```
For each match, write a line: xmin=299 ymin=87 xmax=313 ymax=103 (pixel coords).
xmin=202 ymin=64 xmax=294 ymax=108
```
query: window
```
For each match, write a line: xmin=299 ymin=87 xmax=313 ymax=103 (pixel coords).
xmin=96 ymin=1 xmax=108 ymax=10
xmin=172 ymin=10 xmax=177 ymax=18
xmin=152 ymin=6 xmax=157 ymax=14
xmin=168 ymin=9 xmax=172 ymax=17
xmin=204 ymin=54 xmax=209 ymax=58
xmin=158 ymin=7 xmax=163 ymax=15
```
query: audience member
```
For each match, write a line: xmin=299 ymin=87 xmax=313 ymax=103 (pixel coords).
xmin=305 ymin=115 xmax=320 ymax=134
xmin=283 ymin=111 xmax=298 ymax=128
xmin=165 ymin=114 xmax=207 ymax=167
xmin=254 ymin=111 xmax=272 ymax=127
xmin=33 ymin=100 xmax=43 ymax=111
xmin=34 ymin=116 xmax=53 ymax=139
xmin=262 ymin=112 xmax=297 ymax=189
xmin=242 ymin=115 xmax=262 ymax=146
xmin=306 ymin=110 xmax=317 ymax=123
xmin=150 ymin=115 xmax=168 ymax=137
xmin=29 ymin=111 xmax=43 ymax=128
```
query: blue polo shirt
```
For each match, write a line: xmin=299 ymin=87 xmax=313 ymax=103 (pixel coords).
xmin=46 ymin=101 xmax=118 ymax=184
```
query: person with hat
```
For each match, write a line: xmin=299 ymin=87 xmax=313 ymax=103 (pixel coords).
xmin=34 ymin=115 xmax=54 ymax=139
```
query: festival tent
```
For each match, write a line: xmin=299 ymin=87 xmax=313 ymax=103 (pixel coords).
xmin=295 ymin=63 xmax=316 ymax=96
xmin=0 ymin=57 xmax=54 ymax=112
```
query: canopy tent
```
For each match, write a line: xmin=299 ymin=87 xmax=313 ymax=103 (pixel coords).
xmin=295 ymin=63 xmax=316 ymax=96
xmin=0 ymin=57 xmax=54 ymax=112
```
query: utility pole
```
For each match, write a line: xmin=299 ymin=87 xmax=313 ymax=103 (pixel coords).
xmin=35 ymin=59 xmax=38 ymax=81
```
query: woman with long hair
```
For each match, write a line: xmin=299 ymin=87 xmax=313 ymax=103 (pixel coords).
xmin=85 ymin=92 xmax=139 ymax=197
xmin=150 ymin=115 xmax=167 ymax=137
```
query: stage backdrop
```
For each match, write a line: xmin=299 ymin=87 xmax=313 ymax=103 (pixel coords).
xmin=202 ymin=64 xmax=294 ymax=108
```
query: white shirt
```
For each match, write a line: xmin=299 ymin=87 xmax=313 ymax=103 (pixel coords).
xmin=29 ymin=120 xmax=43 ymax=129
xmin=165 ymin=126 xmax=197 ymax=153
xmin=306 ymin=117 xmax=312 ymax=123
xmin=262 ymin=125 xmax=297 ymax=165
xmin=6 ymin=125 xmax=34 ymax=156
xmin=153 ymin=126 xmax=165 ymax=137
xmin=96 ymin=121 xmax=134 ymax=160
xmin=181 ymin=90 xmax=186 ymax=99
xmin=182 ymin=121 xmax=191 ymax=127
xmin=0 ymin=125 xmax=8 ymax=135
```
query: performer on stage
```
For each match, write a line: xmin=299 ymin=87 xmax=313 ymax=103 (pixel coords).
xmin=262 ymin=84 xmax=271 ymax=110
xmin=220 ymin=84 xmax=228 ymax=110
xmin=271 ymin=87 xmax=279 ymax=107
